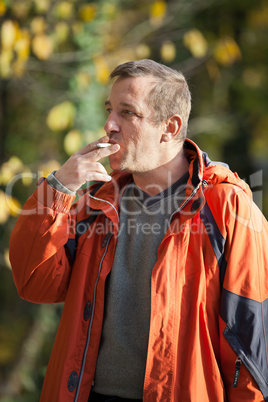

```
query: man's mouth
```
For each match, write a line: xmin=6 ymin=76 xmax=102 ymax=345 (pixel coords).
xmin=108 ymin=138 xmax=119 ymax=145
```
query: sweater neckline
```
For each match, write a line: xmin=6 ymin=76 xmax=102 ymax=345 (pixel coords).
xmin=130 ymin=171 xmax=189 ymax=208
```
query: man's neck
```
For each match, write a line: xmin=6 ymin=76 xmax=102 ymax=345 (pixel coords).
xmin=132 ymin=148 xmax=189 ymax=197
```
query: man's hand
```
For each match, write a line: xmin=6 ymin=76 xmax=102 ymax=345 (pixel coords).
xmin=54 ymin=137 xmax=120 ymax=192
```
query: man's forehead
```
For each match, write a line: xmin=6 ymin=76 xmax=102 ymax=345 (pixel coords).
xmin=105 ymin=99 xmax=137 ymax=109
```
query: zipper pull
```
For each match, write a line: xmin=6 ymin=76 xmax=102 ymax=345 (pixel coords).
xmin=232 ymin=357 xmax=242 ymax=387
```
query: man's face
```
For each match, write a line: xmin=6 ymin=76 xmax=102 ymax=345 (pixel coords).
xmin=104 ymin=76 xmax=166 ymax=173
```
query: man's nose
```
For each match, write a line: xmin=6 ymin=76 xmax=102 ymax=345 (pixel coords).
xmin=104 ymin=113 xmax=120 ymax=135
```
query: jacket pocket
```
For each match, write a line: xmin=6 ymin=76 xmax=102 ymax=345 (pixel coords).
xmin=224 ymin=324 xmax=268 ymax=399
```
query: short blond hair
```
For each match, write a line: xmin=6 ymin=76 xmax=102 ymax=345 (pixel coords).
xmin=110 ymin=59 xmax=191 ymax=140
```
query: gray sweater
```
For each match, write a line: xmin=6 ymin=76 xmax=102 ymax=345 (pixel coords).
xmin=92 ymin=174 xmax=188 ymax=398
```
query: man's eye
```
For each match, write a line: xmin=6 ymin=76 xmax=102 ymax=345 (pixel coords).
xmin=106 ymin=108 xmax=112 ymax=114
xmin=123 ymin=110 xmax=134 ymax=116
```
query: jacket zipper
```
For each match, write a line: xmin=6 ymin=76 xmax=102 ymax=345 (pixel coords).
xmin=89 ymin=194 xmax=119 ymax=221
xmin=233 ymin=357 xmax=242 ymax=387
xmin=73 ymin=231 xmax=113 ymax=402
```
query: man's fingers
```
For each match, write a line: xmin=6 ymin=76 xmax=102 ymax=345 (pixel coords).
xmin=76 ymin=137 xmax=120 ymax=160
xmin=55 ymin=137 xmax=120 ymax=191
xmin=87 ymin=144 xmax=120 ymax=161
xmin=84 ymin=162 xmax=109 ymax=176
xmin=77 ymin=144 xmax=120 ymax=162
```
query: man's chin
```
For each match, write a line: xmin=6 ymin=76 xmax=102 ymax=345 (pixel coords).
xmin=109 ymin=163 xmax=130 ymax=173
xmin=109 ymin=155 xmax=126 ymax=172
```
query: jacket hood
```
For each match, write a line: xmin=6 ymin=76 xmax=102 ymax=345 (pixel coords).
xmin=184 ymin=138 xmax=252 ymax=198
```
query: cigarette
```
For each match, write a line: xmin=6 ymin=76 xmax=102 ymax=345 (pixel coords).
xmin=97 ymin=143 xmax=112 ymax=148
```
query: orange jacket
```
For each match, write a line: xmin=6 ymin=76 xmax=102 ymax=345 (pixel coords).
xmin=10 ymin=139 xmax=268 ymax=402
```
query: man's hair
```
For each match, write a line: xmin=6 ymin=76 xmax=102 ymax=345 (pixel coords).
xmin=110 ymin=59 xmax=191 ymax=140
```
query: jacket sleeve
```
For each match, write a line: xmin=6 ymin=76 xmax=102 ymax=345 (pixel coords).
xmin=204 ymin=183 xmax=268 ymax=401
xmin=9 ymin=179 xmax=77 ymax=304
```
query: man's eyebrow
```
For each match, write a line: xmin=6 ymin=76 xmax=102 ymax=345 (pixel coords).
xmin=120 ymin=102 xmax=139 ymax=111
xmin=104 ymin=101 xmax=140 ymax=112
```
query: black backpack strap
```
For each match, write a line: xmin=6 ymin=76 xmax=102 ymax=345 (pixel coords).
xmin=200 ymin=200 xmax=227 ymax=288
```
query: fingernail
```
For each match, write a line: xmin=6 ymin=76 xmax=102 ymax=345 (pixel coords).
xmin=111 ymin=144 xmax=120 ymax=149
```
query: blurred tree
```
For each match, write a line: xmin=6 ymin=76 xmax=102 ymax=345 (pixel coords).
xmin=0 ymin=0 xmax=267 ymax=399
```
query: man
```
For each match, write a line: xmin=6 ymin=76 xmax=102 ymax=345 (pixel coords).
xmin=10 ymin=59 xmax=268 ymax=402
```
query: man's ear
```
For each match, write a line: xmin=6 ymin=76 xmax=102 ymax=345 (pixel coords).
xmin=161 ymin=115 xmax=182 ymax=142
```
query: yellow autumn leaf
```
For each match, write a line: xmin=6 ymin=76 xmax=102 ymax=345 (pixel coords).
xmin=183 ymin=29 xmax=208 ymax=58
xmin=0 ymin=191 xmax=10 ymax=224
xmin=8 ymin=156 xmax=24 ymax=172
xmin=32 ymin=34 xmax=53 ymax=60
xmin=214 ymin=37 xmax=241 ymax=66
xmin=21 ymin=167 xmax=33 ymax=186
xmin=0 ymin=1 xmax=6 ymax=16
xmin=33 ymin=0 xmax=50 ymax=13
xmin=4 ymin=249 xmax=11 ymax=269
xmin=64 ymin=130 xmax=83 ymax=156
xmin=47 ymin=101 xmax=76 ymax=132
xmin=150 ymin=0 xmax=166 ymax=19
xmin=0 ymin=156 xmax=24 ymax=185
xmin=0 ymin=164 xmax=12 ymax=186
xmin=94 ymin=57 xmax=110 ymax=84
xmin=31 ymin=17 xmax=46 ymax=35
xmin=161 ymin=41 xmax=176 ymax=62
xmin=54 ymin=22 xmax=69 ymax=44
xmin=1 ymin=20 xmax=19 ymax=49
xmin=14 ymin=29 xmax=30 ymax=60
xmin=6 ymin=195 xmax=21 ymax=217
xmin=38 ymin=160 xmax=62 ymax=178
xmin=54 ymin=2 xmax=74 ymax=19
xmin=136 ymin=44 xmax=151 ymax=59
xmin=79 ymin=4 xmax=97 ymax=22
xmin=0 ymin=49 xmax=13 ymax=78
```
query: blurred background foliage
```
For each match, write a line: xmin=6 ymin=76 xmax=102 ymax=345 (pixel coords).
xmin=0 ymin=0 xmax=267 ymax=399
